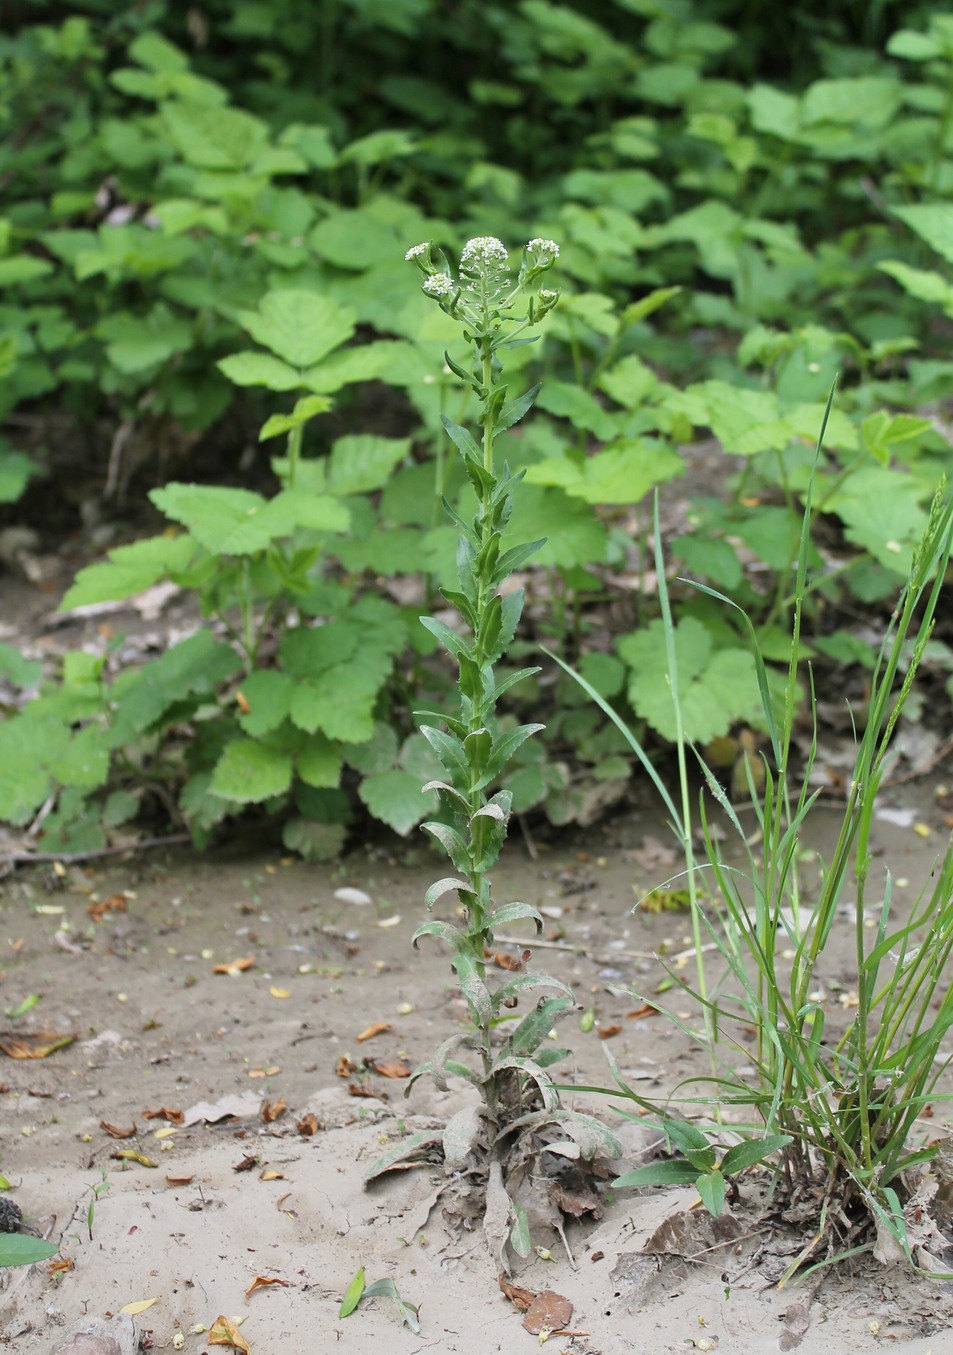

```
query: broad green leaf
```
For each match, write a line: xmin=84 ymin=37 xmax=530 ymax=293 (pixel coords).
xmin=679 ymin=380 xmax=790 ymax=456
xmin=525 ymin=440 xmax=682 ymax=504
xmin=150 ymin=484 xmax=347 ymax=556
xmin=297 ymin=733 xmax=342 ymax=789
xmin=47 ymin=726 xmax=109 ymax=790
xmin=238 ymin=291 xmax=356 ymax=368
xmin=60 ymin=535 xmax=196 ymax=609
xmin=237 ymin=670 xmax=295 ymax=736
xmin=893 ymin=205 xmax=953 ymax=267
xmin=0 ymin=714 xmax=69 ymax=823
xmin=97 ymin=306 xmax=192 ymax=374
xmin=304 ymin=339 xmax=415 ymax=393
xmin=822 ymin=466 xmax=925 ymax=574
xmin=310 ymin=209 xmax=409 ymax=270
xmin=0 ymin=642 xmax=41 ymax=690
xmin=358 ymin=769 xmax=432 ymax=835
xmin=217 ymin=352 xmax=301 ymax=391
xmin=801 ymin=77 xmax=901 ymax=130
xmin=161 ymin=101 xmax=268 ymax=169
xmin=327 ymin=436 xmax=411 ymax=495
xmin=210 ymin=740 xmax=293 ymax=803
xmin=620 ymin=617 xmax=761 ymax=743
xmin=0 ymin=257 xmax=54 ymax=286
xmin=0 ymin=1235 xmax=58 ymax=1268
xmin=338 ymin=129 xmax=417 ymax=167
xmin=599 ymin=354 xmax=659 ymax=409
xmin=289 ymin=678 xmax=377 ymax=742
xmin=536 ymin=380 xmax=620 ymax=441
xmin=282 ymin=816 xmax=347 ymax=861
xmin=360 ymin=1278 xmax=420 ymax=1333
xmin=878 ymin=261 xmax=953 ymax=314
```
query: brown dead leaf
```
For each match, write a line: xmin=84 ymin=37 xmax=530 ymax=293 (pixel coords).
xmin=99 ymin=1120 xmax=137 ymax=1139
xmin=347 ymin=1083 xmax=380 ymax=1099
xmin=491 ymin=950 xmax=526 ymax=971
xmin=0 ymin=1030 xmax=77 ymax=1059
xmin=143 ymin=1106 xmax=185 ymax=1125
xmin=368 ymin=1057 xmax=412 ymax=1078
xmin=165 ymin=1174 xmax=194 ymax=1186
xmin=597 ymin=1024 xmax=622 ymax=1040
xmin=275 ymin=1192 xmax=297 ymax=1218
xmin=233 ymin=1154 xmax=260 ymax=1173
xmin=522 ymin=1290 xmax=573 ymax=1335
xmin=499 ymin=1272 xmax=535 ymax=1313
xmin=552 ymin=1181 xmax=603 ymax=1220
xmin=259 ymin=1169 xmax=285 ymax=1182
xmin=261 ymin=1097 xmax=286 ymax=1123
xmin=48 ymin=1256 xmax=75 ymax=1276
xmin=296 ymin=1113 xmax=320 ymax=1136
xmin=248 ymin=1065 xmax=280 ymax=1078
xmin=209 ymin=1314 xmax=250 ymax=1353
xmin=235 ymin=690 xmax=251 ymax=715
xmin=87 ymin=894 xmax=128 ymax=922
xmin=355 ymin=1021 xmax=391 ymax=1042
xmin=335 ymin=1054 xmax=358 ymax=1078
xmin=626 ymin=1004 xmax=660 ymax=1020
xmin=212 ymin=956 xmax=256 ymax=975
xmin=244 ymin=1274 xmax=290 ymax=1301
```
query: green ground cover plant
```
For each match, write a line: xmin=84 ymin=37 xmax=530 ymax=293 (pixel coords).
xmin=2 ymin=2 xmax=953 ymax=856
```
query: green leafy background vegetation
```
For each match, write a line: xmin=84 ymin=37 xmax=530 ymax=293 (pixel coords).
xmin=2 ymin=0 xmax=952 ymax=856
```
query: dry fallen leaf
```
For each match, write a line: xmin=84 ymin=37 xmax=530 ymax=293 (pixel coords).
xmin=99 ymin=1120 xmax=137 ymax=1139
xmin=269 ymin=987 xmax=290 ymax=999
xmin=355 ymin=1022 xmax=391 ymax=1042
xmin=296 ymin=1114 xmax=320 ymax=1136
xmin=48 ymin=1256 xmax=75 ymax=1276
xmin=212 ymin=956 xmax=256 ymax=976
xmin=244 ymin=1274 xmax=290 ymax=1302
xmin=209 ymin=1314 xmax=250 ymax=1353
xmin=233 ymin=1155 xmax=260 ymax=1173
xmin=143 ymin=1107 xmax=185 ymax=1125
xmin=368 ymin=1057 xmax=412 ymax=1079
xmin=259 ymin=1169 xmax=285 ymax=1182
xmin=247 ymin=1066 xmax=280 ymax=1079
xmin=522 ymin=1291 xmax=573 ymax=1335
xmin=335 ymin=1054 xmax=358 ymax=1078
xmin=121 ymin=1298 xmax=158 ymax=1316
xmin=347 ymin=1083 xmax=379 ymax=1099
xmin=261 ymin=1097 xmax=286 ymax=1123
xmin=235 ymin=690 xmax=251 ymax=715
xmin=499 ymin=1272 xmax=536 ymax=1313
xmin=87 ymin=894 xmax=128 ymax=922
xmin=165 ymin=1175 xmax=194 ymax=1186
xmin=0 ymin=1030 xmax=77 ymax=1059
xmin=626 ymin=1004 xmax=661 ymax=1020
xmin=597 ymin=1025 xmax=622 ymax=1040
xmin=113 ymin=1149 xmax=158 ymax=1168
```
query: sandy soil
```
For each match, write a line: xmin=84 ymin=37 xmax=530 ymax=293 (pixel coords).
xmin=2 ymin=793 xmax=953 ymax=1355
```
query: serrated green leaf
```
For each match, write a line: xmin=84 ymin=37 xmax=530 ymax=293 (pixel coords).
xmin=237 ymin=671 xmax=294 ymax=737
xmin=326 ymin=435 xmax=412 ymax=495
xmin=282 ymin=816 xmax=347 ymax=861
xmin=60 ymin=534 xmax=197 ymax=610
xmin=358 ymin=768 xmax=431 ymax=835
xmin=238 ymin=291 xmax=356 ymax=368
xmin=297 ymin=733 xmax=342 ymax=789
xmin=162 ymin=100 xmax=268 ymax=169
xmin=211 ymin=740 xmax=293 ymax=803
xmin=217 ymin=352 xmax=301 ymax=390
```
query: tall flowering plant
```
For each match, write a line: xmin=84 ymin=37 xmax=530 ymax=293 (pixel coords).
xmin=370 ymin=237 xmax=620 ymax=1264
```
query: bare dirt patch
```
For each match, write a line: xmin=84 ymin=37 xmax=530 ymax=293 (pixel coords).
xmin=2 ymin=800 xmax=952 ymax=1353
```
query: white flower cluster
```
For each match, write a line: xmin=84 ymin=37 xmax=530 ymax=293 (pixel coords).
xmin=460 ymin=236 xmax=509 ymax=271
xmin=526 ymin=237 xmax=559 ymax=260
xmin=538 ymin=288 xmax=558 ymax=301
xmin=422 ymin=274 xmax=454 ymax=297
xmin=404 ymin=242 xmax=429 ymax=261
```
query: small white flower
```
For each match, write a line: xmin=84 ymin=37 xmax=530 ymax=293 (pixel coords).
xmin=423 ymin=274 xmax=454 ymax=297
xmin=460 ymin=236 xmax=509 ymax=269
xmin=538 ymin=288 xmax=558 ymax=301
xmin=527 ymin=238 xmax=559 ymax=258
xmin=405 ymin=242 xmax=429 ymax=261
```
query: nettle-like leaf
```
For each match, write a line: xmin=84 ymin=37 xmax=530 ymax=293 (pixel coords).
xmin=892 ymin=204 xmax=953 ymax=266
xmin=161 ymin=100 xmax=269 ymax=169
xmin=619 ymin=616 xmax=761 ymax=743
xmin=211 ymin=739 xmax=293 ymax=803
xmin=237 ymin=291 xmax=356 ymax=369
xmin=60 ymin=534 xmax=197 ymax=610
xmin=327 ymin=435 xmax=411 ymax=495
xmin=525 ymin=439 xmax=683 ymax=505
xmin=150 ymin=483 xmax=349 ymax=555
xmin=358 ymin=768 xmax=436 ymax=835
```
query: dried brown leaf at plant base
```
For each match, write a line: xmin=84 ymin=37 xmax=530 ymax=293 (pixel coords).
xmin=0 ymin=1030 xmax=76 ymax=1058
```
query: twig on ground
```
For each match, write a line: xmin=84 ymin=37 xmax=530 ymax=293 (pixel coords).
xmin=0 ymin=833 xmax=191 ymax=875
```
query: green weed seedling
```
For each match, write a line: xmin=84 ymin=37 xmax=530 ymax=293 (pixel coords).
xmin=364 ymin=237 xmax=620 ymax=1269
xmin=338 ymin=1267 xmax=420 ymax=1333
